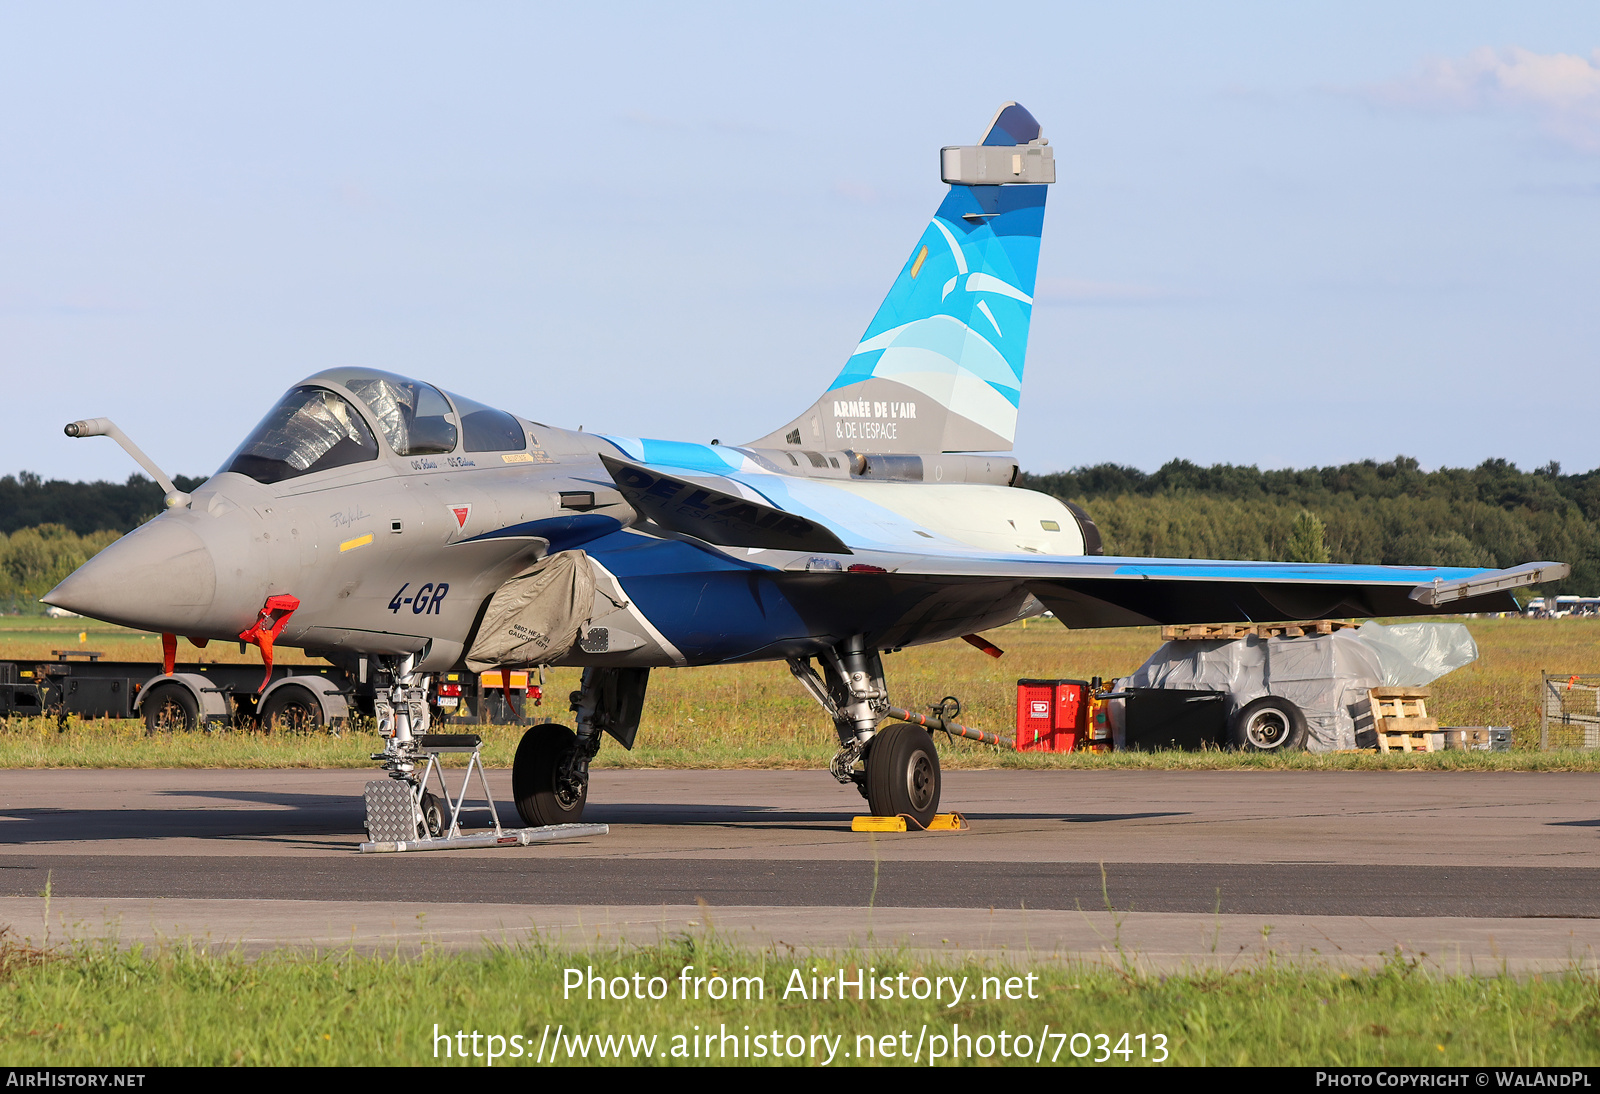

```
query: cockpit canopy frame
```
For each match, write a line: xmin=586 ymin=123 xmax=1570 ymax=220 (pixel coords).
xmin=221 ymin=367 xmax=529 ymax=485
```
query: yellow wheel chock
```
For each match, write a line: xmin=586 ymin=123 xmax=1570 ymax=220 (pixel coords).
xmin=850 ymin=812 xmax=967 ymax=833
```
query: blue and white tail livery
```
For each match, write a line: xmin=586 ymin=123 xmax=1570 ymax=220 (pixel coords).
xmin=751 ymin=103 xmax=1053 ymax=455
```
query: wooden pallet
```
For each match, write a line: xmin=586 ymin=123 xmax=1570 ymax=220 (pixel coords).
xmin=1376 ymin=728 xmax=1441 ymax=752
xmin=1160 ymin=620 xmax=1360 ymax=642
xmin=1370 ymin=686 xmax=1439 ymax=752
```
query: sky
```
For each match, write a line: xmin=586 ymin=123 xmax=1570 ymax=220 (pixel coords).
xmin=1 ymin=2 xmax=1597 ymax=484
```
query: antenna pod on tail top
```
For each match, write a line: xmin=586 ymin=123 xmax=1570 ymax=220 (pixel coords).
xmin=749 ymin=103 xmax=1055 ymax=456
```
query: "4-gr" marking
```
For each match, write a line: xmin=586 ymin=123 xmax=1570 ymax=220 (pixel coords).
xmin=388 ymin=582 xmax=450 ymax=615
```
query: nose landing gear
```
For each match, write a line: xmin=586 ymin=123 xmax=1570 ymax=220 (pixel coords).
xmin=362 ymin=653 xmax=607 ymax=852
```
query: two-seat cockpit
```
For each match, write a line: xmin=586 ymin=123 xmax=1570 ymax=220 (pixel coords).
xmin=221 ymin=369 xmax=531 ymax=485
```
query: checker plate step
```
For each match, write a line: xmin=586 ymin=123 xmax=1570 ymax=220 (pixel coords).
xmin=364 ymin=780 xmax=419 ymax=843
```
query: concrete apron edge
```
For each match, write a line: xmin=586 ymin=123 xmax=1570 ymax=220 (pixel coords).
xmin=3 ymin=896 xmax=1599 ymax=974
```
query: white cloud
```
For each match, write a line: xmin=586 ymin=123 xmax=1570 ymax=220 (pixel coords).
xmin=1375 ymin=46 xmax=1600 ymax=152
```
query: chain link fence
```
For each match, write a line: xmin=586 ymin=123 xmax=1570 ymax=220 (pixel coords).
xmin=1541 ymin=673 xmax=1600 ymax=750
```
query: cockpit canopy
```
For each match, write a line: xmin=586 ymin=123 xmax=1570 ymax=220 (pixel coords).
xmin=348 ymin=375 xmax=457 ymax=456
xmin=221 ymin=368 xmax=527 ymax=484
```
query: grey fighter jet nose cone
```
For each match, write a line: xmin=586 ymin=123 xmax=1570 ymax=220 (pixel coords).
xmin=43 ymin=517 xmax=219 ymax=633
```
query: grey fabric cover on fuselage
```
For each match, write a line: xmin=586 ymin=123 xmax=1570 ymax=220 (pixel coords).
xmin=465 ymin=551 xmax=595 ymax=672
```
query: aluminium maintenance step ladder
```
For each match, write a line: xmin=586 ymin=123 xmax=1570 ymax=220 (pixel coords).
xmin=360 ymin=733 xmax=606 ymax=853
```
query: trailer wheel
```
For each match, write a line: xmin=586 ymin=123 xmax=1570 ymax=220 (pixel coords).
xmin=865 ymin=724 xmax=941 ymax=827
xmin=1229 ymin=696 xmax=1308 ymax=752
xmin=260 ymin=685 xmax=324 ymax=734
xmin=512 ymin=724 xmax=587 ymax=826
xmin=143 ymin=684 xmax=198 ymax=735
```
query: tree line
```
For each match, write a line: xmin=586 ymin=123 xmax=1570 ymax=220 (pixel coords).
xmin=1 ymin=525 xmax=122 ymax=611
xmin=1021 ymin=456 xmax=1600 ymax=593
xmin=1 ymin=471 xmax=207 ymax=537
xmin=2 ymin=456 xmax=1595 ymax=611
xmin=0 ymin=471 xmax=205 ymax=611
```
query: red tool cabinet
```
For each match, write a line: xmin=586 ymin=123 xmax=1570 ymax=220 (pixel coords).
xmin=1015 ymin=678 xmax=1090 ymax=752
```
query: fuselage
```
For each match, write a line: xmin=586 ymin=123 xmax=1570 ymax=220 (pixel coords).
xmin=45 ymin=368 xmax=1091 ymax=673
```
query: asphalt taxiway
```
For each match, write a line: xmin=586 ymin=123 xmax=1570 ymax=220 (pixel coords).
xmin=2 ymin=768 xmax=1597 ymax=970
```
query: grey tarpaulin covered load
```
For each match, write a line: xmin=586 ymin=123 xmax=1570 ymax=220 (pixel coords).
xmin=464 ymin=551 xmax=594 ymax=673
xmin=1112 ymin=621 xmax=1479 ymax=751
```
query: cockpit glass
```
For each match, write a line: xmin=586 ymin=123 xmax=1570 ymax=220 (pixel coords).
xmin=222 ymin=387 xmax=379 ymax=484
xmin=345 ymin=373 xmax=457 ymax=456
xmin=451 ymin=392 xmax=526 ymax=452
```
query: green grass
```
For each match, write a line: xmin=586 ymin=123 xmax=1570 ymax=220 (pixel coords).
xmin=3 ymin=614 xmax=1598 ymax=769
xmin=1 ymin=932 xmax=1596 ymax=1066
xmin=0 ymin=613 xmax=321 ymax=664
xmin=8 ymin=713 xmax=1600 ymax=770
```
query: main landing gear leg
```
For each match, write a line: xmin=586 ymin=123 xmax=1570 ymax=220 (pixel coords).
xmin=787 ymin=636 xmax=941 ymax=827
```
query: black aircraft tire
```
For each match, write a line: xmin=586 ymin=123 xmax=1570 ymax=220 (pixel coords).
xmin=1229 ymin=696 xmax=1309 ymax=753
xmin=259 ymin=686 xmax=324 ymax=734
xmin=512 ymin=724 xmax=587 ymax=827
xmin=865 ymin=724 xmax=941 ymax=828
xmin=142 ymin=684 xmax=198 ymax=735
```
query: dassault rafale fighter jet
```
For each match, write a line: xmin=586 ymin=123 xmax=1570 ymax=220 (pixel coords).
xmin=46 ymin=104 xmax=1566 ymax=830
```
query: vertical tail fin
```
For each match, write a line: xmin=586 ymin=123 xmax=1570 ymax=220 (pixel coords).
xmin=750 ymin=103 xmax=1054 ymax=454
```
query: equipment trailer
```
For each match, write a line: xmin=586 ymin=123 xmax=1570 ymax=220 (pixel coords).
xmin=0 ymin=652 xmax=541 ymax=733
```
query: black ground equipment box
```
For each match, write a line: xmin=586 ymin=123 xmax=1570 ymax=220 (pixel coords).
xmin=1121 ymin=687 xmax=1229 ymax=751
